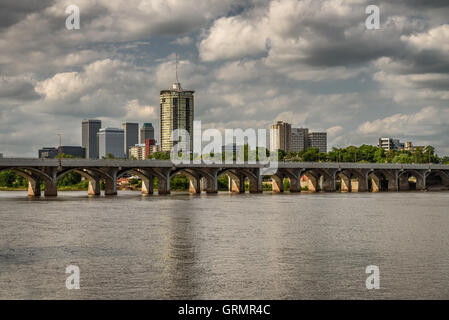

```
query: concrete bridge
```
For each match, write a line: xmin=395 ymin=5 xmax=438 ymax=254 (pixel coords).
xmin=1 ymin=158 xmax=449 ymax=196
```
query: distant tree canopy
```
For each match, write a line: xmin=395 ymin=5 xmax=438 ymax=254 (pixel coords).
xmin=281 ymin=144 xmax=442 ymax=164
xmin=146 ymin=144 xmax=445 ymax=164
xmin=147 ymin=152 xmax=171 ymax=160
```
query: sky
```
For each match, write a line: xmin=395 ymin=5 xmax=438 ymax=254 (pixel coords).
xmin=0 ymin=0 xmax=448 ymax=157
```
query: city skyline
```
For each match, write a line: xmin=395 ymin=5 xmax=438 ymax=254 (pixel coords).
xmin=1 ymin=1 xmax=448 ymax=158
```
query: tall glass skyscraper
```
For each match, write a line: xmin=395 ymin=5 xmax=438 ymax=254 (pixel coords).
xmin=160 ymin=82 xmax=194 ymax=153
xmin=82 ymin=119 xmax=101 ymax=159
xmin=140 ymin=123 xmax=155 ymax=144
xmin=122 ymin=122 xmax=139 ymax=158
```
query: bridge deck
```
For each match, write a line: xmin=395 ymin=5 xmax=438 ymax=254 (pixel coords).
xmin=1 ymin=158 xmax=448 ymax=170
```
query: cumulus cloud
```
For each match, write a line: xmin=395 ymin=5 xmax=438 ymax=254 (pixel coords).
xmin=1 ymin=0 xmax=449 ymax=156
xmin=357 ymin=106 xmax=449 ymax=137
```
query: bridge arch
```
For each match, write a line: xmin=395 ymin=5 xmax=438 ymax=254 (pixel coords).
xmin=299 ymin=170 xmax=319 ymax=192
xmin=0 ymin=167 xmax=56 ymax=196
xmin=425 ymin=170 xmax=449 ymax=190
xmin=335 ymin=170 xmax=352 ymax=192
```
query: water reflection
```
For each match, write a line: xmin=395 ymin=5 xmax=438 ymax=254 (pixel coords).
xmin=0 ymin=191 xmax=449 ymax=299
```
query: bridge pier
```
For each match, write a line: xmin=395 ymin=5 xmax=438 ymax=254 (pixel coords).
xmin=103 ymin=168 xmax=118 ymax=196
xmin=354 ymin=177 xmax=369 ymax=192
xmin=388 ymin=171 xmax=399 ymax=192
xmin=399 ymin=174 xmax=410 ymax=190
xmin=289 ymin=175 xmax=301 ymax=192
xmin=272 ymin=175 xmax=284 ymax=193
xmin=204 ymin=175 xmax=218 ymax=193
xmin=141 ymin=175 xmax=154 ymax=195
xmin=44 ymin=167 xmax=58 ymax=197
xmin=27 ymin=179 xmax=41 ymax=197
xmin=321 ymin=175 xmax=336 ymax=192
xmin=157 ymin=170 xmax=171 ymax=194
xmin=88 ymin=179 xmax=101 ymax=196
xmin=189 ymin=178 xmax=201 ymax=194
xmin=369 ymin=173 xmax=380 ymax=192
xmin=247 ymin=169 xmax=262 ymax=193
xmin=340 ymin=176 xmax=351 ymax=192
xmin=229 ymin=175 xmax=245 ymax=193
xmin=416 ymin=173 xmax=427 ymax=191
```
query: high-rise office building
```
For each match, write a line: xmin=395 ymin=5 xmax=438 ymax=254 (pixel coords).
xmin=308 ymin=132 xmax=327 ymax=153
xmin=122 ymin=122 xmax=139 ymax=158
xmin=140 ymin=123 xmax=155 ymax=144
xmin=160 ymin=82 xmax=194 ymax=153
xmin=291 ymin=128 xmax=309 ymax=152
xmin=98 ymin=128 xmax=125 ymax=159
xmin=270 ymin=121 xmax=291 ymax=152
xmin=82 ymin=119 xmax=101 ymax=159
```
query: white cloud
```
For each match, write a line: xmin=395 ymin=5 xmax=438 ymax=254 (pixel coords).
xmin=357 ymin=106 xmax=448 ymax=136
xmin=124 ymin=99 xmax=156 ymax=120
xmin=402 ymin=24 xmax=449 ymax=52
xmin=199 ymin=15 xmax=269 ymax=61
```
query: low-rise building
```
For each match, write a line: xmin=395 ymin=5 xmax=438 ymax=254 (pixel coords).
xmin=378 ymin=137 xmax=405 ymax=152
xmin=403 ymin=141 xmax=425 ymax=152
xmin=38 ymin=147 xmax=58 ymax=159
xmin=39 ymin=146 xmax=86 ymax=159
xmin=59 ymin=146 xmax=85 ymax=158
xmin=129 ymin=144 xmax=146 ymax=160
xmin=145 ymin=139 xmax=157 ymax=158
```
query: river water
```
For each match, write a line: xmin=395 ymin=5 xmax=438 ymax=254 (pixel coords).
xmin=0 ymin=190 xmax=448 ymax=299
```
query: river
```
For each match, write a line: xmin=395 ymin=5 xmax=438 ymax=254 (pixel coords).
xmin=0 ymin=190 xmax=448 ymax=299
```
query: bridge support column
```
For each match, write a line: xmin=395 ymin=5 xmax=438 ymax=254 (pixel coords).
xmin=369 ymin=173 xmax=380 ymax=192
xmin=156 ymin=170 xmax=170 ymax=194
xmin=88 ymin=179 xmax=101 ymax=196
xmin=340 ymin=174 xmax=351 ymax=192
xmin=44 ymin=167 xmax=58 ymax=197
xmin=27 ymin=179 xmax=41 ymax=197
xmin=399 ymin=174 xmax=410 ymax=191
xmin=204 ymin=173 xmax=218 ymax=193
xmin=321 ymin=174 xmax=336 ymax=192
xmin=141 ymin=175 xmax=154 ymax=195
xmin=272 ymin=175 xmax=283 ymax=193
xmin=249 ymin=170 xmax=262 ymax=193
xmin=289 ymin=176 xmax=301 ymax=192
xmin=416 ymin=173 xmax=426 ymax=191
xmin=354 ymin=177 xmax=369 ymax=192
xmin=200 ymin=177 xmax=207 ymax=192
xmin=229 ymin=175 xmax=245 ymax=193
xmin=388 ymin=172 xmax=399 ymax=192
xmin=189 ymin=178 xmax=201 ymax=194
xmin=104 ymin=168 xmax=118 ymax=196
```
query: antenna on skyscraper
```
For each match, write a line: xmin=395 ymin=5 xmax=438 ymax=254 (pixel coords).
xmin=172 ymin=53 xmax=181 ymax=90
xmin=175 ymin=53 xmax=179 ymax=83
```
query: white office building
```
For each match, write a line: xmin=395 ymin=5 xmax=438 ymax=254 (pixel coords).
xmin=378 ymin=137 xmax=404 ymax=152
xmin=98 ymin=128 xmax=125 ymax=159
xmin=129 ymin=144 xmax=146 ymax=160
